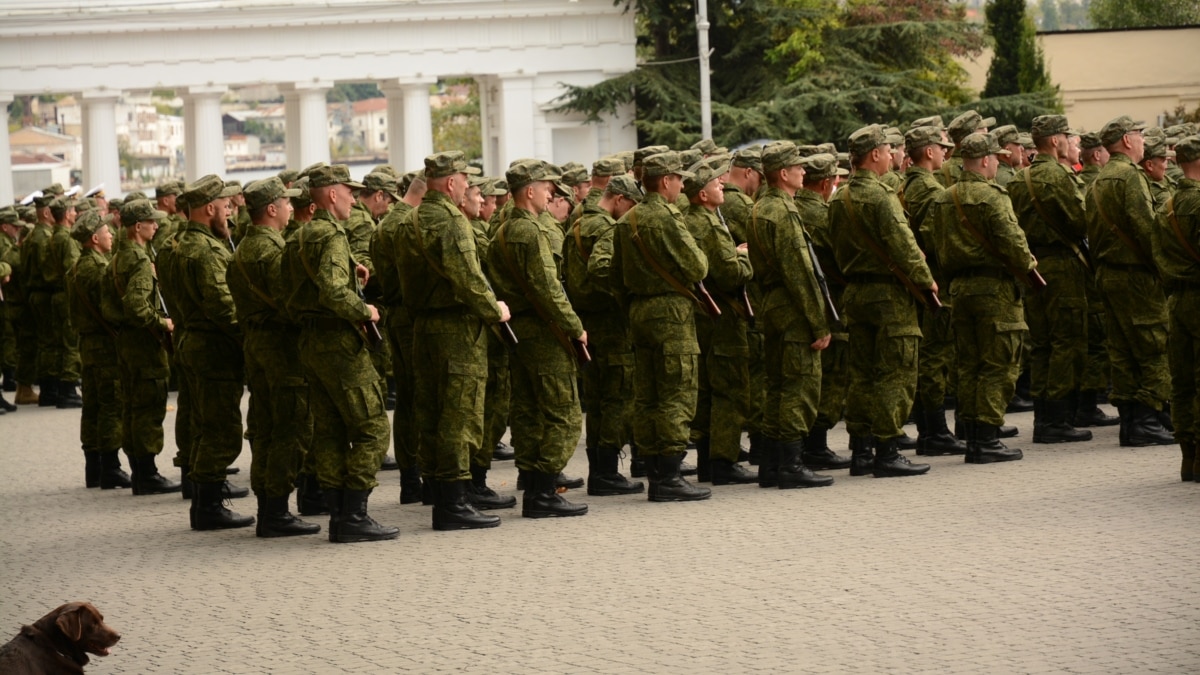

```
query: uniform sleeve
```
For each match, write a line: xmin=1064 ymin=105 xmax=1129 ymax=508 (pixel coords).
xmin=777 ymin=215 xmax=830 ymax=340
xmin=1048 ymin=167 xmax=1088 ymax=240
xmin=122 ymin=254 xmax=169 ymax=332
xmin=440 ymin=214 xmax=503 ymax=323
xmin=988 ymin=191 xmax=1036 ymax=273
xmin=522 ymin=225 xmax=583 ymax=338
xmin=697 ymin=213 xmax=752 ymax=292
xmin=315 ymin=232 xmax=371 ymax=322
xmin=197 ymin=249 xmax=241 ymax=337
xmin=346 ymin=209 xmax=376 ymax=275
xmin=660 ymin=208 xmax=709 ymax=284
xmin=876 ymin=192 xmax=934 ymax=287
xmin=1127 ymin=172 xmax=1159 ymax=253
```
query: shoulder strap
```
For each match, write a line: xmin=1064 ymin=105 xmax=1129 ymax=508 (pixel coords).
xmin=495 ymin=221 xmax=579 ymax=363
xmin=1167 ymin=195 xmax=1200 ymax=264
xmin=1021 ymin=166 xmax=1090 ymax=271
xmin=572 ymin=219 xmax=589 ymax=263
xmin=949 ymin=185 xmax=1036 ymax=289
xmin=747 ymin=200 xmax=779 ymax=274
xmin=627 ymin=208 xmax=703 ymax=309
xmin=840 ymin=185 xmax=935 ymax=308
xmin=1093 ymin=187 xmax=1156 ymax=269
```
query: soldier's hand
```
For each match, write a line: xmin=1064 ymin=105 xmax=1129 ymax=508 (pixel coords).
xmin=355 ymin=263 xmax=370 ymax=286
xmin=811 ymin=334 xmax=832 ymax=351
xmin=736 ymin=243 xmax=748 ymax=253
xmin=577 ymin=330 xmax=588 ymax=345
xmin=496 ymin=301 xmax=512 ymax=323
xmin=366 ymin=304 xmax=380 ymax=323
xmin=164 ymin=318 xmax=175 ymax=333
xmin=928 ymin=281 xmax=939 ymax=295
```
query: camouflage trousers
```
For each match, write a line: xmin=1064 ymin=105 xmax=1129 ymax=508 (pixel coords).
xmin=843 ymin=283 xmax=921 ymax=441
xmin=478 ymin=332 xmax=511 ymax=469
xmin=760 ymin=300 xmax=820 ymax=445
xmin=0 ymin=302 xmax=15 ymax=372
xmin=1025 ymin=255 xmax=1087 ymax=400
xmin=10 ymin=302 xmax=37 ymax=385
xmin=1097 ymin=266 xmax=1170 ymax=409
xmin=79 ymin=333 xmax=122 ymax=454
xmin=815 ymin=331 xmax=849 ymax=430
xmin=745 ymin=325 xmax=765 ymax=437
xmin=412 ymin=309 xmax=488 ymax=483
xmin=916 ymin=303 xmax=956 ymax=410
xmin=629 ymin=294 xmax=699 ymax=458
xmin=951 ymin=278 xmax=1027 ymax=427
xmin=116 ymin=328 xmax=170 ymax=459
xmin=1168 ymin=289 xmax=1200 ymax=443
xmin=579 ymin=309 xmax=633 ymax=452
xmin=26 ymin=290 xmax=51 ymax=381
xmin=299 ymin=323 xmax=389 ymax=492
xmin=385 ymin=308 xmax=417 ymax=473
xmin=1081 ymin=273 xmax=1111 ymax=393
xmin=244 ymin=327 xmax=311 ymax=498
xmin=46 ymin=290 xmax=80 ymax=381
xmin=508 ymin=315 xmax=582 ymax=475
xmin=177 ymin=330 xmax=244 ymax=483
xmin=171 ymin=339 xmax=194 ymax=469
xmin=695 ymin=310 xmax=751 ymax=460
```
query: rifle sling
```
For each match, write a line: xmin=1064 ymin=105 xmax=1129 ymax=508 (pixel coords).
xmin=234 ymin=246 xmax=279 ymax=311
xmin=627 ymin=208 xmax=705 ymax=311
xmin=572 ymin=220 xmax=589 ymax=263
xmin=1093 ymin=194 xmax=1156 ymax=271
xmin=840 ymin=185 xmax=930 ymax=307
xmin=1021 ymin=167 xmax=1090 ymax=271
xmin=949 ymin=185 xmax=1034 ymax=288
xmin=495 ymin=221 xmax=577 ymax=362
xmin=298 ymin=223 xmax=366 ymax=345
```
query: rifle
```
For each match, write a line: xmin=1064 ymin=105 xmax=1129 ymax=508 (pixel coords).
xmin=153 ymin=283 xmax=175 ymax=357
xmin=949 ymin=186 xmax=1046 ymax=291
xmin=841 ymin=185 xmax=942 ymax=313
xmin=714 ymin=207 xmax=755 ymax=323
xmin=628 ymin=209 xmax=720 ymax=318
xmin=802 ymin=232 xmax=841 ymax=327
xmin=350 ymin=257 xmax=385 ymax=353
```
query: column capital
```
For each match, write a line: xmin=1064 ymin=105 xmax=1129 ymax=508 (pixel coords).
xmin=181 ymin=85 xmax=228 ymax=98
xmin=279 ymin=81 xmax=334 ymax=94
xmin=0 ymin=91 xmax=13 ymax=105
xmin=79 ymin=89 xmax=121 ymax=103
xmin=379 ymin=77 xmax=438 ymax=95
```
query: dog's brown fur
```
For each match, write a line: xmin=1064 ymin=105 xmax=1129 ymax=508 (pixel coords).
xmin=0 ymin=602 xmax=120 ymax=674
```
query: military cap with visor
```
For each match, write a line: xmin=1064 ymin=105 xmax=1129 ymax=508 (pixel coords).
xmin=1175 ymin=136 xmax=1200 ymax=164
xmin=361 ymin=171 xmax=401 ymax=201
xmin=992 ymin=125 xmax=1021 ymax=147
xmin=505 ymin=159 xmax=563 ymax=192
xmin=424 ymin=151 xmax=480 ymax=179
xmin=731 ymin=145 xmax=764 ymax=173
xmin=958 ymin=132 xmax=1011 ymax=159
xmin=1099 ymin=116 xmax=1148 ymax=147
xmin=592 ymin=157 xmax=626 ymax=178
xmin=642 ymin=152 xmax=696 ymax=179
xmin=847 ymin=125 xmax=890 ymax=158
xmin=71 ymin=210 xmax=113 ymax=242
xmin=682 ymin=156 xmax=731 ymax=197
xmin=1031 ymin=115 xmax=1072 ymax=139
xmin=762 ymin=141 xmax=806 ymax=174
xmin=801 ymin=153 xmax=849 ymax=181
xmin=120 ymin=199 xmax=168 ymax=226
xmin=947 ymin=110 xmax=997 ymax=144
xmin=605 ymin=175 xmax=643 ymax=203
xmin=308 ymin=164 xmax=366 ymax=190
xmin=182 ymin=174 xmax=242 ymax=207
xmin=633 ymin=145 xmax=671 ymax=167
xmin=905 ymin=125 xmax=954 ymax=150
xmin=244 ymin=177 xmax=302 ymax=212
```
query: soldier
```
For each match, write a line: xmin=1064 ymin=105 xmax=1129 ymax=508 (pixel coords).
xmin=939 ymin=111 xmax=995 ymax=187
xmin=565 ymin=175 xmax=645 ymax=495
xmin=560 ymin=162 xmax=591 ymax=205
xmin=0 ymin=208 xmax=24 ymax=411
xmin=395 ymin=151 xmax=510 ymax=530
xmin=927 ymin=132 xmax=1032 ymax=464
xmin=1152 ymin=136 xmax=1200 ymax=481
xmin=280 ymin=165 xmax=398 ymax=542
xmin=1007 ymin=114 xmax=1094 ymax=445
xmin=992 ymin=125 xmax=1024 ymax=188
xmin=748 ymin=143 xmax=837 ymax=489
xmin=104 ymin=200 xmax=181 ymax=496
xmin=65 ymin=210 xmax=129 ymax=488
xmin=165 ymin=176 xmax=254 ymax=530
xmin=45 ymin=194 xmax=84 ymax=408
xmin=1085 ymin=116 xmax=1174 ymax=447
xmin=1138 ymin=130 xmax=1175 ymax=210
xmin=879 ymin=127 xmax=906 ymax=192
xmin=829 ymin=125 xmax=934 ymax=478
xmin=1075 ymin=132 xmax=1118 ymax=427
xmin=1078 ymin=133 xmax=1108 ymax=192
xmin=152 ymin=180 xmax=185 ymax=254
xmin=611 ymin=151 xmax=712 ymax=501
xmin=228 ymin=178 xmax=322 ymax=538
xmin=17 ymin=187 xmax=58 ymax=406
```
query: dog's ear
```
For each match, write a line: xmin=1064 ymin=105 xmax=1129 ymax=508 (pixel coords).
xmin=55 ymin=604 xmax=86 ymax=642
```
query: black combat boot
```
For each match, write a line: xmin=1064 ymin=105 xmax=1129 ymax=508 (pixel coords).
xmin=629 ymin=444 xmax=647 ymax=477
xmin=0 ymin=387 xmax=15 ymax=412
xmin=1073 ymin=389 xmax=1119 ymax=427
xmin=1007 ymin=370 xmax=1034 ymax=412
xmin=896 ymin=432 xmax=918 ymax=450
xmin=399 ymin=466 xmax=424 ymax=504
xmin=1159 ymin=402 xmax=1174 ymax=433
xmin=255 ymin=494 xmax=321 ymax=538
xmin=917 ymin=406 xmax=967 ymax=456
xmin=433 ymin=480 xmax=501 ymax=530
xmin=56 ymin=380 xmax=83 ymax=409
xmin=848 ymin=436 xmax=875 ymax=476
xmin=747 ymin=433 xmax=763 ymax=466
xmin=802 ymin=425 xmax=852 ymax=469
xmin=493 ymin=441 xmax=515 ymax=461
xmin=555 ymin=471 xmax=585 ymax=489
xmin=296 ymin=473 xmax=328 ymax=516
xmin=98 ymin=451 xmax=132 ymax=489
xmin=710 ymin=458 xmax=757 ymax=485
xmin=1123 ymin=402 xmax=1175 ymax=447
xmin=1 ymin=367 xmax=15 ymax=392
xmin=1033 ymin=398 xmax=1092 ymax=443
xmin=323 ymin=488 xmax=343 ymax=542
xmin=1181 ymin=440 xmax=1196 ymax=482
xmin=380 ymin=454 xmax=399 ymax=471
xmin=776 ymin=439 xmax=834 ymax=489
xmin=587 ymin=446 xmax=645 ymax=495
xmin=190 ymin=481 xmax=255 ymax=531
xmin=334 ymin=490 xmax=399 ymax=542
xmin=999 ymin=424 xmax=1019 ymax=438
xmin=523 ymin=470 xmax=588 ymax=518
xmin=421 ymin=477 xmax=436 ymax=506
xmin=756 ymin=438 xmax=779 ymax=488
xmin=84 ymin=452 xmax=101 ymax=488
xmin=180 ymin=465 xmax=193 ymax=500
xmin=131 ymin=455 xmax=182 ymax=495
xmin=695 ymin=438 xmax=712 ymax=483
xmin=873 ymin=437 xmax=931 ymax=477
xmin=648 ymin=453 xmax=711 ymax=502
xmin=36 ymin=378 xmax=58 ymax=407
xmin=966 ymin=422 xmax=1024 ymax=464
xmin=220 ymin=480 xmax=250 ymax=499
xmin=468 ymin=466 xmax=516 ymax=510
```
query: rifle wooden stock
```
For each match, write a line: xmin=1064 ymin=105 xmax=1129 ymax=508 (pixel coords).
xmin=1027 ymin=269 xmax=1047 ymax=290
xmin=362 ymin=320 xmax=385 ymax=352
xmin=572 ymin=338 xmax=592 ymax=366
xmin=493 ymin=321 xmax=519 ymax=351
xmin=923 ymin=288 xmax=943 ymax=313
xmin=693 ymin=280 xmax=722 ymax=318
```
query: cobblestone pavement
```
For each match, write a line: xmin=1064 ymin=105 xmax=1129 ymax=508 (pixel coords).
xmin=1 ymin=395 xmax=1198 ymax=674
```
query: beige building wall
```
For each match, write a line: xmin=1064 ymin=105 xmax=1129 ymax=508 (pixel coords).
xmin=960 ymin=27 xmax=1200 ymax=133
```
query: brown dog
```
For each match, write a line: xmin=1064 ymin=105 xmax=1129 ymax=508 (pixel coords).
xmin=0 ymin=602 xmax=120 ymax=674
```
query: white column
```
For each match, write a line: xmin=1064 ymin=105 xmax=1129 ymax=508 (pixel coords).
xmin=399 ymin=78 xmax=436 ymax=171
xmin=476 ymin=76 xmax=493 ymax=175
xmin=182 ymin=85 xmax=226 ymax=181
xmin=282 ymin=88 xmax=302 ymax=169
xmin=496 ymin=74 xmax=537 ymax=166
xmin=0 ymin=92 xmax=14 ymax=205
xmin=80 ymin=91 xmax=122 ymax=198
xmin=380 ymin=82 xmax=406 ymax=171
xmin=293 ymin=82 xmax=331 ymax=169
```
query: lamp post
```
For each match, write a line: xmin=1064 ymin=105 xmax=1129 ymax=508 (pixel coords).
xmin=696 ymin=0 xmax=712 ymax=141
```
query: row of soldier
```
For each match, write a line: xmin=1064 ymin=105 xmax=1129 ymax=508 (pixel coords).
xmin=1 ymin=108 xmax=1198 ymax=543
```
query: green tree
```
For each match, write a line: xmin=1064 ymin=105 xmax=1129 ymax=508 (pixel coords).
xmin=1038 ymin=0 xmax=1060 ymax=30
xmin=1089 ymin=0 xmax=1200 ymax=28
xmin=432 ymin=79 xmax=482 ymax=161
xmin=327 ymin=83 xmax=383 ymax=103
xmin=983 ymin=0 xmax=1024 ymax=98
xmin=244 ymin=119 xmax=284 ymax=144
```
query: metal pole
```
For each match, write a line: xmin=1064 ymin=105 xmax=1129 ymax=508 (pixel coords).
xmin=696 ymin=0 xmax=712 ymax=140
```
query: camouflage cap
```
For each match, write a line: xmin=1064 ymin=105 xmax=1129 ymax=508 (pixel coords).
xmin=560 ymin=162 xmax=590 ymax=186
xmin=678 ymin=149 xmax=704 ymax=169
xmin=223 ymin=180 xmax=242 ymax=195
xmin=467 ymin=175 xmax=490 ymax=190
xmin=121 ymin=198 xmax=168 ymax=225
xmin=884 ymin=127 xmax=905 ymax=146
xmin=424 ymin=151 xmax=481 ymax=179
xmin=910 ymin=115 xmax=945 ymax=130
xmin=277 ymin=169 xmax=300 ymax=185
xmin=992 ymin=124 xmax=1021 ymax=147
xmin=616 ymin=150 xmax=635 ymax=172
xmin=289 ymin=176 xmax=313 ymax=208
xmin=17 ymin=205 xmax=36 ymax=223
xmin=801 ymin=153 xmax=849 ymax=181
xmin=1142 ymin=132 xmax=1175 ymax=160
xmin=1019 ymin=133 xmax=1036 ymax=150
xmin=847 ymin=124 xmax=890 ymax=158
xmin=76 ymin=198 xmax=96 ymax=213
xmin=371 ymin=164 xmax=400 ymax=179
xmin=107 ymin=198 xmax=124 ymax=214
xmin=947 ymin=110 xmax=997 ymax=144
xmin=642 ymin=151 xmax=696 ymax=179
xmin=491 ymin=178 xmax=509 ymax=194
xmin=49 ymin=196 xmax=79 ymax=215
xmin=362 ymin=171 xmax=401 ymax=201
xmin=633 ymin=145 xmax=670 ymax=168
xmin=1175 ymin=136 xmax=1200 ymax=164
xmin=592 ymin=156 xmax=626 ymax=178
xmin=505 ymin=159 xmax=563 ymax=192
xmin=762 ymin=141 xmax=805 ymax=174
xmin=244 ymin=177 xmax=302 ymax=212
xmin=308 ymin=164 xmax=366 ymax=190
xmin=1031 ymin=114 xmax=1070 ymax=139
xmin=43 ymin=183 xmax=66 ymax=197
xmin=125 ymin=190 xmax=149 ymax=202
xmin=300 ymin=162 xmax=328 ymax=178
xmin=70 ymin=209 xmax=113 ymax=242
xmin=480 ymin=179 xmax=506 ymax=197
xmin=155 ymin=179 xmax=184 ymax=198
xmin=795 ymin=144 xmax=823 ymax=158
xmin=182 ymin=174 xmax=242 ymax=207
xmin=1079 ymin=132 xmax=1103 ymax=150
xmin=1099 ymin=115 xmax=1147 ymax=147
xmin=816 ymin=142 xmax=839 ymax=156
xmin=959 ymin=132 xmax=1010 ymax=159
xmin=32 ymin=190 xmax=58 ymax=208
xmin=731 ymin=145 xmax=764 ymax=173
xmin=905 ymin=125 xmax=954 ymax=150
xmin=0 ymin=207 xmax=19 ymax=226
xmin=605 ymin=174 xmax=643 ymax=202
xmin=682 ymin=156 xmax=731 ymax=197
xmin=690 ymin=138 xmax=728 ymax=155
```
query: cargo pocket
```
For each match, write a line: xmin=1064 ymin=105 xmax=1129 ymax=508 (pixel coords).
xmin=886 ymin=324 xmax=924 ymax=369
xmin=994 ymin=320 xmax=1028 ymax=364
xmin=661 ymin=339 xmax=699 ymax=389
xmin=447 ymin=359 xmax=487 ymax=412
xmin=346 ymin=378 xmax=386 ymax=423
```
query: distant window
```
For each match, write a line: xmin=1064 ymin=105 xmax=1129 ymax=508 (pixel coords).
xmin=379 ymin=117 xmax=384 ymax=125
xmin=379 ymin=132 xmax=385 ymax=143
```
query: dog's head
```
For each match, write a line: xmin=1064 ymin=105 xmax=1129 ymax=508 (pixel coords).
xmin=51 ymin=602 xmax=121 ymax=657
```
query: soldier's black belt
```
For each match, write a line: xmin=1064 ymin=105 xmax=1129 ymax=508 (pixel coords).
xmin=301 ymin=317 xmax=352 ymax=331
xmin=952 ymin=268 xmax=1010 ymax=281
xmin=846 ymin=274 xmax=898 ymax=285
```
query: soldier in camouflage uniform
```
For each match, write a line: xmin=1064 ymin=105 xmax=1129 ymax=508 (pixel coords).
xmin=163 ymin=177 xmax=254 ymax=530
xmin=927 ymin=133 xmax=1031 ymax=464
xmin=1085 ymin=116 xmax=1174 ymax=447
xmin=18 ymin=187 xmax=61 ymax=405
xmin=477 ymin=179 xmax=517 ymax=465
xmin=879 ymin=127 xmax=906 ymax=192
xmin=1151 ymin=135 xmax=1200 ymax=481
xmin=938 ymin=111 xmax=995 ymax=188
xmin=611 ymin=151 xmax=711 ymax=502
xmin=65 ymin=211 xmax=129 ymax=489
xmin=0 ymin=208 xmax=24 ymax=412
xmin=487 ymin=160 xmax=589 ymax=518
xmin=747 ymin=143 xmax=837 ymax=490
xmin=829 ymin=125 xmax=934 ymax=478
xmin=279 ymin=165 xmax=398 ymax=543
xmin=45 ymin=194 xmax=84 ymax=408
xmin=1139 ymin=129 xmax=1175 ymax=211
xmin=104 ymin=200 xmax=181 ymax=496
xmin=1074 ymin=132 xmax=1117 ymax=426
xmin=992 ymin=125 xmax=1024 ymax=188
xmin=395 ymin=152 xmax=509 ymax=531
xmin=228 ymin=178 xmax=321 ymax=538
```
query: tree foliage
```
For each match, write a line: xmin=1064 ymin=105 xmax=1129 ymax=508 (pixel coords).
xmin=983 ymin=0 xmax=1023 ymax=98
xmin=1089 ymin=0 xmax=1200 ymax=29
xmin=432 ymin=79 xmax=482 ymax=162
